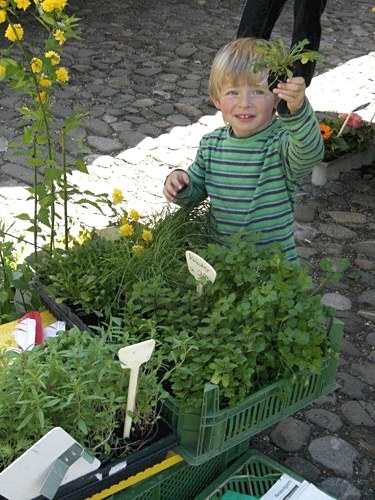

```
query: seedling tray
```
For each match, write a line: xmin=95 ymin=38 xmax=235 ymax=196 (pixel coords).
xmin=161 ymin=317 xmax=344 ymax=466
xmin=114 ymin=442 xmax=249 ymax=500
xmin=30 ymin=277 xmax=94 ymax=333
xmin=35 ymin=418 xmax=179 ymax=500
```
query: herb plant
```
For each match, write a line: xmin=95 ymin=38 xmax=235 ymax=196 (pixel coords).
xmin=33 ymin=204 xmax=212 ymax=323
xmin=120 ymin=235 xmax=334 ymax=411
xmin=0 ymin=326 xmax=169 ymax=469
xmin=251 ymin=38 xmax=325 ymax=89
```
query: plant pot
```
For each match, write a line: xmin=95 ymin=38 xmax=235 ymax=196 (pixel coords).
xmin=30 ymin=277 xmax=95 ymax=333
xmin=10 ymin=418 xmax=179 ymax=500
xmin=161 ymin=317 xmax=344 ymax=466
xmin=311 ymin=150 xmax=374 ymax=186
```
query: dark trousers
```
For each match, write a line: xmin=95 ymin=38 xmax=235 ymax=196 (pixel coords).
xmin=236 ymin=0 xmax=327 ymax=86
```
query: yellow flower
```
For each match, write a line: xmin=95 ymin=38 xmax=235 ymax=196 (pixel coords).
xmin=112 ymin=188 xmax=124 ymax=204
xmin=141 ymin=230 xmax=153 ymax=243
xmin=300 ymin=56 xmax=308 ymax=65
xmin=41 ymin=0 xmax=66 ymax=12
xmin=0 ymin=64 xmax=6 ymax=77
xmin=372 ymin=6 xmax=375 ymax=13
xmin=5 ymin=23 xmax=24 ymax=42
xmin=38 ymin=91 xmax=47 ymax=103
xmin=15 ymin=0 xmax=31 ymax=10
xmin=45 ymin=50 xmax=60 ymax=65
xmin=129 ymin=209 xmax=140 ymax=222
xmin=38 ymin=73 xmax=52 ymax=87
xmin=0 ymin=2 xmax=7 ymax=8
xmin=119 ymin=223 xmax=134 ymax=237
xmin=54 ymin=29 xmax=66 ymax=45
xmin=55 ymin=66 xmax=69 ymax=83
xmin=30 ymin=57 xmax=43 ymax=73
xmin=0 ymin=9 xmax=6 ymax=23
xmin=132 ymin=244 xmax=144 ymax=256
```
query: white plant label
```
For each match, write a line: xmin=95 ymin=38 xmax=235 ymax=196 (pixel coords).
xmin=185 ymin=251 xmax=217 ymax=284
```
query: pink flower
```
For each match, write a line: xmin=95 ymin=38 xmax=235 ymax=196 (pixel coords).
xmin=338 ymin=112 xmax=363 ymax=129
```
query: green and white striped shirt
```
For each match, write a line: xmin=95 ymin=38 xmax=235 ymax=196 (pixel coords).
xmin=174 ymin=99 xmax=324 ymax=261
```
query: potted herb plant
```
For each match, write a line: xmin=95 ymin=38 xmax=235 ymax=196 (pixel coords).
xmin=0 ymin=325 xmax=179 ymax=497
xmin=111 ymin=234 xmax=344 ymax=464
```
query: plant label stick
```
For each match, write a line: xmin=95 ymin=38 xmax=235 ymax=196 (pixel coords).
xmin=118 ymin=339 xmax=156 ymax=438
xmin=185 ymin=251 xmax=217 ymax=296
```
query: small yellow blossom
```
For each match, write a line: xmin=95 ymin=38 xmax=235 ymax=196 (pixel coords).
xmin=15 ymin=0 xmax=31 ymax=10
xmin=129 ymin=209 xmax=140 ymax=222
xmin=112 ymin=188 xmax=124 ymax=204
xmin=0 ymin=10 xmax=6 ymax=23
xmin=38 ymin=73 xmax=52 ymax=87
xmin=30 ymin=57 xmax=43 ymax=73
xmin=0 ymin=2 xmax=7 ymax=8
xmin=45 ymin=50 xmax=60 ymax=65
xmin=132 ymin=244 xmax=144 ymax=256
xmin=54 ymin=29 xmax=66 ymax=45
xmin=372 ymin=6 xmax=375 ymax=13
xmin=141 ymin=230 xmax=153 ymax=243
xmin=0 ymin=65 xmax=6 ymax=77
xmin=38 ymin=91 xmax=47 ymax=103
xmin=119 ymin=223 xmax=134 ymax=237
xmin=41 ymin=0 xmax=66 ymax=12
xmin=55 ymin=66 xmax=69 ymax=83
xmin=5 ymin=23 xmax=24 ymax=42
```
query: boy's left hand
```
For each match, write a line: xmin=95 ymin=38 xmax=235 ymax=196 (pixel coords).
xmin=273 ymin=77 xmax=306 ymax=114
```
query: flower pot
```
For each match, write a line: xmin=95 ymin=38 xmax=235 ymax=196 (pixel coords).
xmin=312 ymin=150 xmax=374 ymax=186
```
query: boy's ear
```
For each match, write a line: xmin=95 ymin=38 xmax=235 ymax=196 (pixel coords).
xmin=210 ymin=95 xmax=221 ymax=110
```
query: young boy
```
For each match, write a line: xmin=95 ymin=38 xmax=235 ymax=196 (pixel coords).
xmin=163 ymin=38 xmax=324 ymax=261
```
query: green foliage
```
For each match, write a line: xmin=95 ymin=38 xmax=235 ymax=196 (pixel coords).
xmin=0 ymin=326 xmax=167 ymax=468
xmin=34 ymin=205 xmax=212 ymax=321
xmin=251 ymin=38 xmax=325 ymax=88
xmin=119 ymin=235 xmax=333 ymax=411
xmin=0 ymin=224 xmax=40 ymax=324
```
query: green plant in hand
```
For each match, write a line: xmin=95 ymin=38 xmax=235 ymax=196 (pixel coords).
xmin=251 ymin=38 xmax=325 ymax=88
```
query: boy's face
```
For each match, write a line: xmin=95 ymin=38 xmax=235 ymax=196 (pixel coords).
xmin=211 ymin=80 xmax=276 ymax=138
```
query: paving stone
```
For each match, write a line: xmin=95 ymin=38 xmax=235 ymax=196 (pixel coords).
xmin=270 ymin=417 xmax=311 ymax=452
xmin=308 ymin=436 xmax=359 ymax=477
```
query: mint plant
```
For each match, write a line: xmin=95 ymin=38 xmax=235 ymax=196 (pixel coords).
xmin=120 ymin=235 xmax=334 ymax=411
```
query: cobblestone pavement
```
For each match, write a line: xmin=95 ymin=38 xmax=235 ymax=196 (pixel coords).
xmin=0 ymin=1 xmax=375 ymax=499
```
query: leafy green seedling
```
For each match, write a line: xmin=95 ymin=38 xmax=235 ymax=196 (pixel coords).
xmin=118 ymin=339 xmax=156 ymax=438
xmin=185 ymin=250 xmax=217 ymax=296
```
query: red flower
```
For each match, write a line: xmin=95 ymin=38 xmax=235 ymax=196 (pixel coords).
xmin=338 ymin=112 xmax=363 ymax=129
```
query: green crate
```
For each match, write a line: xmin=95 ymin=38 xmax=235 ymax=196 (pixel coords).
xmin=195 ymin=449 xmax=336 ymax=499
xmin=161 ymin=317 xmax=343 ymax=466
xmin=113 ymin=442 xmax=249 ymax=500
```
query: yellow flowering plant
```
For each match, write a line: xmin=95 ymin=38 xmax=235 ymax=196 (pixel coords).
xmin=0 ymin=0 xmax=93 ymax=258
xmin=105 ymin=189 xmax=154 ymax=257
xmin=319 ymin=113 xmax=375 ymax=162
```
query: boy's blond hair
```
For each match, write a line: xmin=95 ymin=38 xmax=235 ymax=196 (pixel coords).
xmin=209 ymin=38 xmax=270 ymax=101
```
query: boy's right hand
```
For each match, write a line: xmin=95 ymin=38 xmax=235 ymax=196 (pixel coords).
xmin=163 ymin=169 xmax=190 ymax=202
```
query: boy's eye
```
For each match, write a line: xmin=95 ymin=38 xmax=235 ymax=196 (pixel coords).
xmin=250 ymin=89 xmax=266 ymax=96
xmin=226 ymin=90 xmax=238 ymax=96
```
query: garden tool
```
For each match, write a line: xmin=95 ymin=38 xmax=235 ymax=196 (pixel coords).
xmin=185 ymin=250 xmax=217 ymax=296
xmin=118 ymin=339 xmax=156 ymax=438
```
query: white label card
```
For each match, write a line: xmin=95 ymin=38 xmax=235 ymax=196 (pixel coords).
xmin=185 ymin=251 xmax=217 ymax=284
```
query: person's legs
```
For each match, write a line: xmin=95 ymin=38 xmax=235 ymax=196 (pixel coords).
xmin=291 ymin=0 xmax=328 ymax=86
xmin=236 ymin=0 xmax=288 ymax=39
